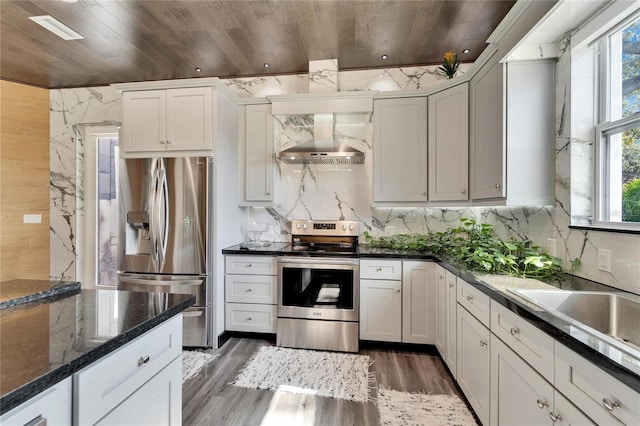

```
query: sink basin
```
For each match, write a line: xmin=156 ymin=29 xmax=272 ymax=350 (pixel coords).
xmin=511 ymin=289 xmax=640 ymax=356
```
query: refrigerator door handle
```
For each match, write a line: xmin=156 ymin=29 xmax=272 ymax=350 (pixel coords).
xmin=150 ymin=167 xmax=160 ymax=264
xmin=158 ymin=167 xmax=169 ymax=263
xmin=119 ymin=276 xmax=204 ymax=287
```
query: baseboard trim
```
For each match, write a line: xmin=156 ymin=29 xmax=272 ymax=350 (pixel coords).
xmin=359 ymin=340 xmax=439 ymax=354
xmin=218 ymin=331 xmax=276 ymax=348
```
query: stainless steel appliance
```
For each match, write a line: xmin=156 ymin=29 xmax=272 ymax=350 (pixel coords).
xmin=277 ymin=220 xmax=359 ymax=353
xmin=117 ymin=156 xmax=213 ymax=347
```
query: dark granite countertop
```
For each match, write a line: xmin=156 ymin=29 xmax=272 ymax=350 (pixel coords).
xmin=222 ymin=242 xmax=640 ymax=392
xmin=0 ymin=279 xmax=81 ymax=309
xmin=0 ymin=288 xmax=195 ymax=414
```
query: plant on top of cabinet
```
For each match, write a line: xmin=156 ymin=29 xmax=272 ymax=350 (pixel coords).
xmin=363 ymin=218 xmax=564 ymax=280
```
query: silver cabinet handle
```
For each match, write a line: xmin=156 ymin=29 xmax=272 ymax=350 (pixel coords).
xmin=265 ymin=191 xmax=270 ymax=196
xmin=25 ymin=416 xmax=47 ymax=426
xmin=536 ymin=399 xmax=549 ymax=409
xmin=549 ymin=412 xmax=563 ymax=423
xmin=376 ymin=267 xmax=382 ymax=272
xmin=479 ymin=340 xmax=487 ymax=347
xmin=160 ymin=140 xmax=166 ymax=144
xmin=466 ymin=295 xmax=473 ymax=302
xmin=138 ymin=355 xmax=150 ymax=366
xmin=246 ymin=264 xmax=252 ymax=268
xmin=495 ymin=183 xmax=501 ymax=188
xmin=246 ymin=317 xmax=252 ymax=321
xmin=166 ymin=139 xmax=171 ymax=144
xmin=602 ymin=398 xmax=620 ymax=411
xmin=394 ymin=289 xmax=401 ymax=293
xmin=246 ymin=288 xmax=253 ymax=292
xmin=510 ymin=327 xmax=520 ymax=336
xmin=449 ymin=283 xmax=454 ymax=288
xmin=461 ymin=189 xmax=467 ymax=194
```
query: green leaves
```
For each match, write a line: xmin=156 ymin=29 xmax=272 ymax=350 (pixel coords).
xmin=365 ymin=219 xmax=564 ymax=280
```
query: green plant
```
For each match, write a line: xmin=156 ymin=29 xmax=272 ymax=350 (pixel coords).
xmin=438 ymin=51 xmax=460 ymax=79
xmin=364 ymin=218 xmax=564 ymax=280
xmin=622 ymin=178 xmax=640 ymax=222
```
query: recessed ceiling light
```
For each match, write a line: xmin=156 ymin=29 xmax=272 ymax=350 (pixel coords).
xmin=263 ymin=63 xmax=270 ymax=68
xmin=381 ymin=54 xmax=389 ymax=60
xmin=28 ymin=15 xmax=84 ymax=40
xmin=195 ymin=67 xmax=202 ymax=72
xmin=463 ymin=49 xmax=471 ymax=54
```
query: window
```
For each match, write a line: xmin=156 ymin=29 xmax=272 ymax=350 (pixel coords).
xmin=595 ymin=14 xmax=640 ymax=229
xmin=83 ymin=126 xmax=120 ymax=287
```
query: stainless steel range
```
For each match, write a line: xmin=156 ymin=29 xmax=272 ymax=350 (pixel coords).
xmin=277 ymin=220 xmax=359 ymax=353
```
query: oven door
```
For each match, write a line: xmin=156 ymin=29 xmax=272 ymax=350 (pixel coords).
xmin=277 ymin=257 xmax=359 ymax=322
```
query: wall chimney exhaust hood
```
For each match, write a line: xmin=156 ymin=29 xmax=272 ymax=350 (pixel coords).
xmin=270 ymin=92 xmax=375 ymax=165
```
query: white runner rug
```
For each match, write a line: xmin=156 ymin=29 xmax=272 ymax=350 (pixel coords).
xmin=377 ymin=388 xmax=478 ymax=426
xmin=182 ymin=350 xmax=218 ymax=383
xmin=231 ymin=346 xmax=374 ymax=402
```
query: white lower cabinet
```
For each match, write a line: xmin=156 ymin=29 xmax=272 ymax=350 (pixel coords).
xmin=434 ymin=265 xmax=447 ymax=355
xmin=360 ymin=278 xmax=402 ymax=342
xmin=225 ymin=255 xmax=277 ymax=333
xmin=95 ymin=356 xmax=182 ymax=426
xmin=457 ymin=305 xmax=490 ymax=425
xmin=74 ymin=314 xmax=182 ymax=425
xmin=360 ymin=260 xmax=435 ymax=344
xmin=402 ymin=261 xmax=436 ymax=344
xmin=555 ymin=343 xmax=638 ymax=425
xmin=0 ymin=377 xmax=72 ymax=426
xmin=490 ymin=335 xmax=594 ymax=426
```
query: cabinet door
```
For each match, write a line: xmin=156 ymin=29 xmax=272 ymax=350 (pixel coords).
xmin=122 ymin=90 xmax=166 ymax=153
xmin=434 ymin=265 xmax=447 ymax=356
xmin=428 ymin=83 xmax=469 ymax=201
xmin=373 ymin=97 xmax=428 ymax=203
xmin=97 ymin=356 xmax=182 ymax=425
xmin=490 ymin=334 xmax=553 ymax=426
xmin=402 ymin=261 xmax=435 ymax=344
xmin=470 ymin=58 xmax=505 ymax=200
xmin=0 ymin=377 xmax=71 ymax=426
xmin=457 ymin=306 xmax=490 ymax=425
xmin=245 ymin=104 xmax=274 ymax=202
xmin=552 ymin=391 xmax=596 ymax=426
xmin=444 ymin=271 xmax=457 ymax=377
xmin=166 ymin=87 xmax=213 ymax=151
xmin=360 ymin=279 xmax=402 ymax=342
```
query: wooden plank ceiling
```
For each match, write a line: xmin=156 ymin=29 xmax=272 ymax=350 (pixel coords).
xmin=0 ymin=0 xmax=516 ymax=89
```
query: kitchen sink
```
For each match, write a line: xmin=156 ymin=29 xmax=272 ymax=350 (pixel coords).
xmin=510 ymin=289 xmax=640 ymax=356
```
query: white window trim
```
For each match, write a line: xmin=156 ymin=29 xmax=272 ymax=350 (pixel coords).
xmin=82 ymin=125 xmax=120 ymax=289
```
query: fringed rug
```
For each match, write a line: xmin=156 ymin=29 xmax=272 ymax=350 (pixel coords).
xmin=377 ymin=388 xmax=478 ymax=426
xmin=231 ymin=346 xmax=373 ymax=402
xmin=182 ymin=350 xmax=218 ymax=383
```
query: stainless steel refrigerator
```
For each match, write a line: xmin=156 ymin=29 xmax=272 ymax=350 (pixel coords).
xmin=117 ymin=156 xmax=213 ymax=347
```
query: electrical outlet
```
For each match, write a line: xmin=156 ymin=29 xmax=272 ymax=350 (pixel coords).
xmin=23 ymin=214 xmax=42 ymax=224
xmin=598 ymin=249 xmax=611 ymax=273
xmin=384 ymin=226 xmax=396 ymax=235
xmin=546 ymin=238 xmax=556 ymax=257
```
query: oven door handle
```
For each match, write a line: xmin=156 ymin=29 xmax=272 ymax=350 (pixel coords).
xmin=277 ymin=256 xmax=358 ymax=265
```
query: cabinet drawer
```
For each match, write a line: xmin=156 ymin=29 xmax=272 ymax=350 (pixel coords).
xmin=360 ymin=259 xmax=402 ymax=280
xmin=225 ymin=256 xmax=276 ymax=275
xmin=457 ymin=278 xmax=490 ymax=327
xmin=74 ymin=315 xmax=182 ymax=426
xmin=555 ymin=343 xmax=639 ymax=426
xmin=490 ymin=301 xmax=555 ymax=382
xmin=226 ymin=274 xmax=277 ymax=304
xmin=1 ymin=377 xmax=71 ymax=426
xmin=225 ymin=303 xmax=276 ymax=333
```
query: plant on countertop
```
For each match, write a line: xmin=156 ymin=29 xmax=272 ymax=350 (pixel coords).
xmin=364 ymin=218 xmax=564 ymax=280
xmin=438 ymin=51 xmax=460 ymax=79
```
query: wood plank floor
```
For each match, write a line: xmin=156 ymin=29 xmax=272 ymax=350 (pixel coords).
xmin=183 ymin=337 xmax=476 ymax=425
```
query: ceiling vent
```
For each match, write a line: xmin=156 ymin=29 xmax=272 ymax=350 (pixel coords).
xmin=28 ymin=15 xmax=84 ymax=40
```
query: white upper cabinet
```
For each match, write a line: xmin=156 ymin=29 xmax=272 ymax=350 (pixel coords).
xmin=120 ymin=85 xmax=214 ymax=156
xmin=373 ymin=97 xmax=428 ymax=204
xmin=428 ymin=83 xmax=469 ymax=202
xmin=470 ymin=57 xmax=505 ymax=200
xmin=240 ymin=103 xmax=274 ymax=204
xmin=470 ymin=57 xmax=555 ymax=205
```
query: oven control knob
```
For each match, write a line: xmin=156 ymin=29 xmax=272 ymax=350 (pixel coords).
xmin=295 ymin=223 xmax=301 ymax=229
xmin=348 ymin=224 xmax=354 ymax=230
xmin=342 ymin=224 xmax=347 ymax=230
xmin=302 ymin=224 xmax=308 ymax=229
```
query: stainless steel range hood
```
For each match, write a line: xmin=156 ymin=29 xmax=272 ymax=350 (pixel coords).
xmin=275 ymin=113 xmax=365 ymax=165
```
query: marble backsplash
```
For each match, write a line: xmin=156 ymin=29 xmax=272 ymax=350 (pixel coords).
xmin=49 ymin=61 xmax=639 ymax=295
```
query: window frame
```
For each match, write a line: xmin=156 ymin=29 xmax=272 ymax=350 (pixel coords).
xmin=593 ymin=12 xmax=640 ymax=232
